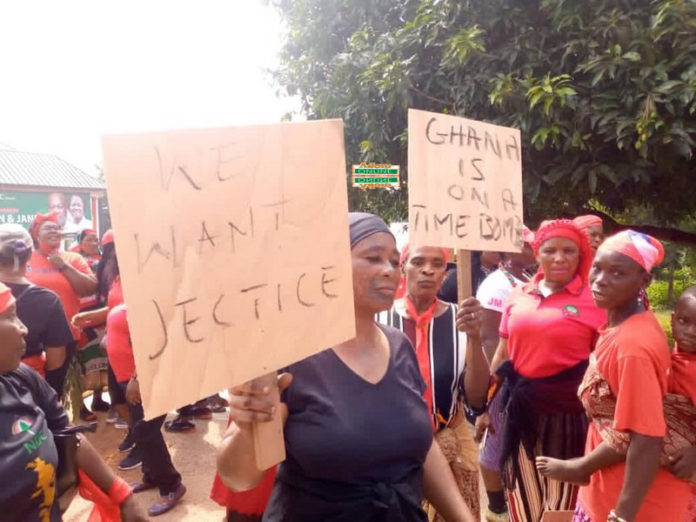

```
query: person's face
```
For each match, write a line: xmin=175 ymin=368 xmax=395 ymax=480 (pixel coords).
xmin=48 ymin=193 xmax=67 ymax=224
xmin=509 ymin=243 xmax=536 ymax=269
xmin=37 ymin=221 xmax=62 ymax=249
xmin=351 ymin=232 xmax=400 ymax=314
xmin=537 ymin=237 xmax=580 ymax=286
xmin=69 ymin=196 xmax=84 ymax=221
xmin=81 ymin=233 xmax=99 ymax=256
xmin=672 ymin=295 xmax=696 ymax=353
xmin=589 ymin=250 xmax=649 ymax=310
xmin=480 ymin=251 xmax=503 ymax=270
xmin=0 ymin=303 xmax=28 ymax=374
xmin=403 ymin=246 xmax=447 ymax=301
xmin=585 ymin=225 xmax=605 ymax=254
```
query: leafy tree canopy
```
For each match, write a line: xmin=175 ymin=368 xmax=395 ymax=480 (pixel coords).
xmin=272 ymin=0 xmax=696 ymax=241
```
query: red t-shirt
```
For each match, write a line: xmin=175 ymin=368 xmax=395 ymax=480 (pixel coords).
xmin=27 ymin=251 xmax=93 ymax=340
xmin=107 ymin=276 xmax=123 ymax=312
xmin=671 ymin=349 xmax=696 ymax=404
xmin=106 ymin=304 xmax=135 ymax=382
xmin=578 ymin=312 xmax=691 ymax=522
xmin=499 ymin=274 xmax=606 ymax=378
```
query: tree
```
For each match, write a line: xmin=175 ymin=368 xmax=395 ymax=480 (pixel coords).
xmin=272 ymin=0 xmax=696 ymax=242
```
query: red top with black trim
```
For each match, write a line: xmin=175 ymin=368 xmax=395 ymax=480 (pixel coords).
xmin=499 ymin=273 xmax=606 ymax=378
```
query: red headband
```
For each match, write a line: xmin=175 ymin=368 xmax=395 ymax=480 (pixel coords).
xmin=533 ymin=219 xmax=593 ymax=282
xmin=399 ymin=244 xmax=450 ymax=267
xmin=30 ymin=211 xmax=60 ymax=240
xmin=395 ymin=244 xmax=450 ymax=299
xmin=573 ymin=214 xmax=603 ymax=230
xmin=0 ymin=282 xmax=15 ymax=314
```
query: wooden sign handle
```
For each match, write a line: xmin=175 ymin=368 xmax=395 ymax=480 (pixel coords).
xmin=456 ymin=250 xmax=472 ymax=303
xmin=251 ymin=373 xmax=286 ymax=470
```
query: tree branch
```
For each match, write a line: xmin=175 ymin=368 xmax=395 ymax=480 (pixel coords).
xmin=588 ymin=209 xmax=696 ymax=246
xmin=409 ymin=87 xmax=455 ymax=110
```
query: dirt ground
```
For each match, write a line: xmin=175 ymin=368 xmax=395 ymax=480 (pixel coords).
xmin=63 ymin=398 xmax=490 ymax=522
xmin=64 ymin=406 xmax=230 ymax=522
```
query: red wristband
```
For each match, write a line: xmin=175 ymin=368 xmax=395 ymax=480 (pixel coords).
xmin=108 ymin=476 xmax=133 ymax=505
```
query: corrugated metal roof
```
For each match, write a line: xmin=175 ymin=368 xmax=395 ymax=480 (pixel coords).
xmin=0 ymin=149 xmax=105 ymax=190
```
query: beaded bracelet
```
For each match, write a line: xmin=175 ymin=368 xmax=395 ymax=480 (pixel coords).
xmin=607 ymin=509 xmax=628 ymax=522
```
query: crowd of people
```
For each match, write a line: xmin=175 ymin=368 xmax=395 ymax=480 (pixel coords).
xmin=1 ymin=207 xmax=695 ymax=522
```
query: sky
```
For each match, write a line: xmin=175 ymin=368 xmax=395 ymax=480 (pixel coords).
xmin=0 ymin=0 xmax=301 ymax=175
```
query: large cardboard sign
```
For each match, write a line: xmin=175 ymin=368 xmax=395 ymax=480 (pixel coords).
xmin=408 ymin=109 xmax=524 ymax=252
xmin=102 ymin=120 xmax=355 ymax=419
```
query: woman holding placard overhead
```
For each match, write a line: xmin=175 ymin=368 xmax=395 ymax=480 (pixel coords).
xmin=485 ymin=220 xmax=605 ymax=521
xmin=217 ymin=212 xmax=477 ymax=522
xmin=378 ymin=244 xmax=490 ymax=521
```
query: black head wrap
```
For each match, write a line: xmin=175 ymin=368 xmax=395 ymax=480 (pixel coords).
xmin=348 ymin=212 xmax=393 ymax=248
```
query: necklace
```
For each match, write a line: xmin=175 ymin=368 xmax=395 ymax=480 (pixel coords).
xmin=499 ymin=264 xmax=528 ymax=288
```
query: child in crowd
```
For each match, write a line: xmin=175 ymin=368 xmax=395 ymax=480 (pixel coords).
xmin=536 ymin=285 xmax=696 ymax=487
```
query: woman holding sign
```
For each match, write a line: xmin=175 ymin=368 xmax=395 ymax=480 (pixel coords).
xmin=217 ymin=212 xmax=477 ymax=522
xmin=378 ymin=244 xmax=490 ymax=521
xmin=487 ymin=219 xmax=605 ymax=521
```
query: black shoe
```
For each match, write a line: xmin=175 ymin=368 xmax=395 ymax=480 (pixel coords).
xmin=117 ymin=448 xmax=142 ymax=471
xmin=91 ymin=397 xmax=110 ymax=412
xmin=118 ymin=430 xmax=136 ymax=453
xmin=80 ymin=406 xmax=97 ymax=422
xmin=164 ymin=418 xmax=196 ymax=433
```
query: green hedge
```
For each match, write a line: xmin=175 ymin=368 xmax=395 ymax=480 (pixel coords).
xmin=647 ymin=278 xmax=695 ymax=309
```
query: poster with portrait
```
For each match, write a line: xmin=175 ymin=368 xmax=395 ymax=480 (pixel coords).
xmin=0 ymin=191 xmax=95 ymax=236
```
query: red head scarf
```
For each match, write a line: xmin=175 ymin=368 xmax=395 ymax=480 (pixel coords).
xmin=533 ymin=219 xmax=593 ymax=283
xmin=597 ymin=230 xmax=664 ymax=273
xmin=101 ymin=229 xmax=114 ymax=247
xmin=0 ymin=281 xmax=16 ymax=314
xmin=30 ymin=211 xmax=60 ymax=242
xmin=573 ymin=214 xmax=603 ymax=230
xmin=521 ymin=225 xmax=535 ymax=245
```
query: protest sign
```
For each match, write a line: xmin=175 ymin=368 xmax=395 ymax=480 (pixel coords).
xmin=408 ymin=109 xmax=524 ymax=253
xmin=102 ymin=120 xmax=355 ymax=420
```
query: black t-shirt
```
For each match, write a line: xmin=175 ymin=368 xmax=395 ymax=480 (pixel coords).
xmin=0 ymin=364 xmax=70 ymax=521
xmin=437 ymin=253 xmax=488 ymax=303
xmin=263 ymin=324 xmax=432 ymax=522
xmin=7 ymin=283 xmax=74 ymax=358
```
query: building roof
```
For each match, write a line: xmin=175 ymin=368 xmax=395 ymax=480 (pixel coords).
xmin=0 ymin=149 xmax=105 ymax=191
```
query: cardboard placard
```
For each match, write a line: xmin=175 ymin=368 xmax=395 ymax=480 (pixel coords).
xmin=408 ymin=109 xmax=524 ymax=253
xmin=102 ymin=120 xmax=355 ymax=420
xmin=541 ymin=511 xmax=574 ymax=522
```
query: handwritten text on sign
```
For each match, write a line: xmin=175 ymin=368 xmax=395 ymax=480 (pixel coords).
xmin=102 ymin=120 xmax=355 ymax=419
xmin=408 ymin=109 xmax=524 ymax=252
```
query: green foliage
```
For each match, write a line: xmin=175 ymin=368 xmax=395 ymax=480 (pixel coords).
xmin=272 ymin=0 xmax=696 ymax=223
xmin=652 ymin=307 xmax=674 ymax=346
xmin=648 ymin=276 xmax=693 ymax=308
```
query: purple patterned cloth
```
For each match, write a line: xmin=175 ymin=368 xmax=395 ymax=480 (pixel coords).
xmin=572 ymin=503 xmax=592 ymax=522
xmin=479 ymin=391 xmax=504 ymax=470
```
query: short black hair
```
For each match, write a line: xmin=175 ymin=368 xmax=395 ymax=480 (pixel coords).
xmin=678 ymin=285 xmax=696 ymax=302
